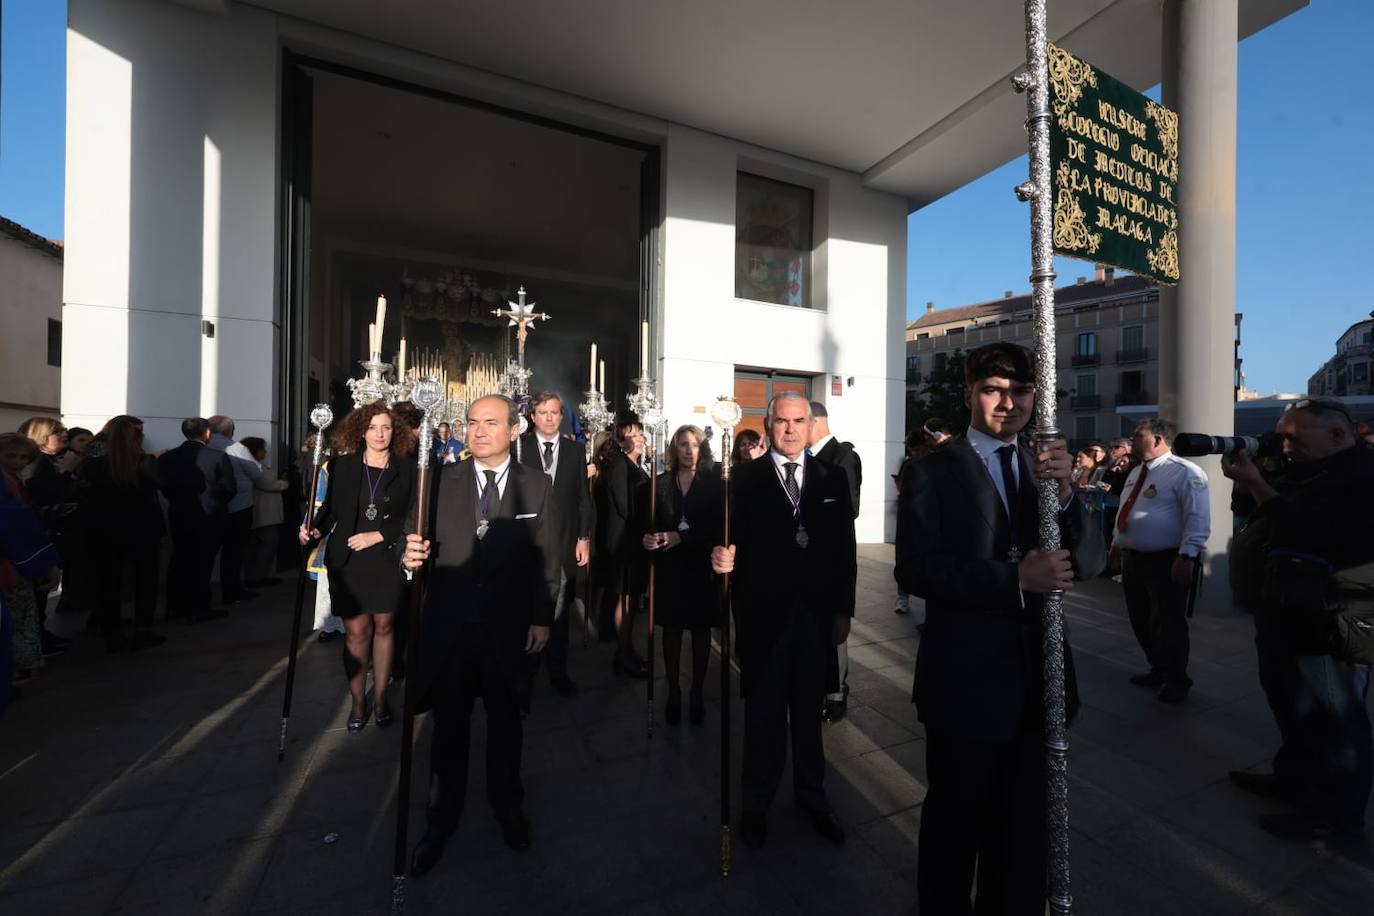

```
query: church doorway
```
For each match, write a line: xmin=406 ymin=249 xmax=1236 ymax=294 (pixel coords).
xmin=278 ymin=56 xmax=658 ymax=444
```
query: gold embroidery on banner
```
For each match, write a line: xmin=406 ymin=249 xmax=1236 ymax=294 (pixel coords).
xmin=1146 ymin=229 xmax=1180 ymax=282
xmin=1053 ymin=161 xmax=1102 ymax=255
xmin=1047 ymin=43 xmax=1097 ymax=128
xmin=1145 ymin=100 xmax=1179 ymax=162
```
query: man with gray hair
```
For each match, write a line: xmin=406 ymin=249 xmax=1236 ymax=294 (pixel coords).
xmin=711 ymin=390 xmax=857 ymax=849
xmin=207 ymin=414 xmax=263 ymax=603
xmin=1115 ymin=418 xmax=1210 ymax=703
xmin=808 ymin=400 xmax=861 ymax=722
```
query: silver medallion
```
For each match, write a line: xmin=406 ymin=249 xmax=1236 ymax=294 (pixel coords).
xmin=364 ymin=504 xmax=379 ymax=521
xmin=476 ymin=518 xmax=489 ymax=540
xmin=795 ymin=527 xmax=809 ymax=549
xmin=678 ymin=519 xmax=690 ymax=533
xmin=1007 ymin=546 xmax=1023 ymax=563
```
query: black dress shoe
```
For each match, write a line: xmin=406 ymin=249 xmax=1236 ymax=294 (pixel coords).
xmin=550 ymin=675 xmax=578 ymax=697
xmin=410 ymin=827 xmax=449 ymax=877
xmin=1129 ymin=671 xmax=1164 ymax=688
xmin=1228 ymin=770 xmax=1293 ymax=801
xmin=805 ymin=808 xmax=846 ymax=845
xmin=741 ymin=811 xmax=767 ymax=849
xmin=688 ymin=692 xmax=705 ymax=725
xmin=1157 ymin=682 xmax=1190 ymax=704
xmin=188 ymin=608 xmax=230 ymax=623
xmin=497 ymin=809 xmax=532 ymax=852
xmin=129 ymin=630 xmax=167 ymax=650
xmin=316 ymin=629 xmax=339 ymax=643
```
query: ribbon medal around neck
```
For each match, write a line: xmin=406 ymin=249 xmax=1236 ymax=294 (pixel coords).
xmin=363 ymin=456 xmax=389 ymax=521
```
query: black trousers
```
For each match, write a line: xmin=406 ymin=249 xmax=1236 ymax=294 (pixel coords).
xmin=166 ymin=517 xmax=220 ymax=617
xmin=525 ymin=569 xmax=575 ymax=688
xmin=741 ymin=603 xmax=830 ymax=815
xmin=220 ymin=507 xmax=253 ymax=601
xmin=1122 ymin=548 xmax=1192 ymax=685
xmin=918 ymin=726 xmax=1047 ymax=915
xmin=96 ymin=533 xmax=161 ymax=635
xmin=427 ymin=625 xmax=525 ymax=831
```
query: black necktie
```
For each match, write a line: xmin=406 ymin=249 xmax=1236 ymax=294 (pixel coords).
xmin=542 ymin=440 xmax=554 ymax=473
xmin=996 ymin=445 xmax=1019 ymax=527
xmin=783 ymin=461 xmax=801 ymax=507
xmin=481 ymin=469 xmax=501 ymax=519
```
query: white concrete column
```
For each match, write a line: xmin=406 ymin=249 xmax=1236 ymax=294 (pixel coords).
xmin=1159 ymin=0 xmax=1238 ymax=610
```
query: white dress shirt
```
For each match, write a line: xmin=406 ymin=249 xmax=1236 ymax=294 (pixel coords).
xmin=473 ymin=455 xmax=512 ymax=502
xmin=769 ymin=448 xmax=806 ymax=495
xmin=1113 ymin=450 xmax=1210 ymax=556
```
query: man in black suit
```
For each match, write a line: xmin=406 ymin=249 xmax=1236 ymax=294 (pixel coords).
xmin=809 ymin=400 xmax=862 ymax=722
xmin=895 ymin=342 xmax=1105 ymax=914
xmin=157 ymin=417 xmax=235 ymax=623
xmin=519 ymin=391 xmax=593 ymax=700
xmin=403 ymin=395 xmax=560 ymax=875
xmin=712 ymin=391 xmax=857 ymax=849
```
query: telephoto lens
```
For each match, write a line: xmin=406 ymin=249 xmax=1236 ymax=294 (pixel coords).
xmin=1173 ymin=432 xmax=1282 ymax=458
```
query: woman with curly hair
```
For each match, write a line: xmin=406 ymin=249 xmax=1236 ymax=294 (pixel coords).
xmin=82 ymin=416 xmax=167 ymax=651
xmin=731 ymin=428 xmax=766 ymax=465
xmin=300 ymin=402 xmax=416 ymax=732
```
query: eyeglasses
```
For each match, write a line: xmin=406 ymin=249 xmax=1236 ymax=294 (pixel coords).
xmin=1285 ymin=398 xmax=1352 ymax=422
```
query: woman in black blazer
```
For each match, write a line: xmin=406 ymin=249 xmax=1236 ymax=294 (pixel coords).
xmin=642 ymin=424 xmax=722 ymax=724
xmin=592 ymin=415 xmax=650 ymax=676
xmin=301 ymin=403 xmax=416 ymax=732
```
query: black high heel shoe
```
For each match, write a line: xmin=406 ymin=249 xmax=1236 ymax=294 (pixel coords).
xmin=665 ymin=692 xmax=682 ymax=726
xmin=347 ymin=698 xmax=371 ymax=733
xmin=375 ymin=700 xmax=394 ymax=729
xmin=612 ymin=655 xmax=649 ymax=679
xmin=689 ymin=691 xmax=705 ymax=725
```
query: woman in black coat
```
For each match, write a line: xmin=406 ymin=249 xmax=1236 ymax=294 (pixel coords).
xmin=593 ymin=415 xmax=650 ymax=676
xmin=79 ymin=416 xmax=167 ymax=652
xmin=301 ymin=403 xmax=416 ymax=731
xmin=642 ymin=424 xmax=722 ymax=724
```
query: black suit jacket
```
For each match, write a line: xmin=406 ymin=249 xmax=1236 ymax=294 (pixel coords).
xmin=729 ymin=453 xmax=858 ymax=697
xmin=895 ymin=435 xmax=1106 ymax=743
xmin=311 ymin=452 xmax=415 ymax=570
xmin=409 ymin=459 xmax=560 ymax=701
xmin=157 ymin=440 xmax=236 ymax=524
xmin=814 ymin=437 xmax=862 ymax=520
xmin=519 ymin=432 xmax=593 ymax=576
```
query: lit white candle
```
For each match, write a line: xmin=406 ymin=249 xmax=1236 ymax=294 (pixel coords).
xmin=368 ymin=322 xmax=377 ymax=356
xmin=375 ymin=295 xmax=387 ymax=346
xmin=589 ymin=343 xmax=598 ymax=389
xmin=599 ymin=360 xmax=606 ymax=395
xmin=640 ymin=321 xmax=649 ymax=377
xmin=398 ymin=337 xmax=407 ymax=377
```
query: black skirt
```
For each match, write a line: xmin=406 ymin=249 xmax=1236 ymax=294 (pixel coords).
xmin=327 ymin=465 xmax=404 ymax=617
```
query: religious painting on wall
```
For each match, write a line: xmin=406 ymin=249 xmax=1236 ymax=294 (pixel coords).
xmin=735 ymin=173 xmax=813 ymax=308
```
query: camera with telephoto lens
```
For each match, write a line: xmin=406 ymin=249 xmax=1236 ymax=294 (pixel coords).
xmin=1172 ymin=431 xmax=1284 ymax=459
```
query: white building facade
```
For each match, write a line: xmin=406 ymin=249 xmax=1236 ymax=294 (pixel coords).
xmin=61 ymin=0 xmax=1303 ymax=545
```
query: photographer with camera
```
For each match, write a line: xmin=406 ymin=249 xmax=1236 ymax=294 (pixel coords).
xmin=1221 ymin=398 xmax=1374 ymax=844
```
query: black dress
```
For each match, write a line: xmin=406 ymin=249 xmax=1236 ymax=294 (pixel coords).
xmin=314 ymin=453 xmax=414 ymax=619
xmin=650 ymin=469 xmax=723 ymax=630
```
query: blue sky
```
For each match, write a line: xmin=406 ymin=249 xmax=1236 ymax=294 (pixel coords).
xmin=2 ymin=1 xmax=1369 ymax=394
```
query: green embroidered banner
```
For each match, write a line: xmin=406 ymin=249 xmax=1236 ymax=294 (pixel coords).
xmin=1047 ymin=43 xmax=1180 ymax=283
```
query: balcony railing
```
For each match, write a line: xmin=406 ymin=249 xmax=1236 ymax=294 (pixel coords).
xmin=1071 ymin=353 xmax=1101 ymax=367
xmin=1070 ymin=395 xmax=1101 ymax=410
xmin=1116 ymin=390 xmax=1151 ymax=406
xmin=1116 ymin=347 xmax=1149 ymax=364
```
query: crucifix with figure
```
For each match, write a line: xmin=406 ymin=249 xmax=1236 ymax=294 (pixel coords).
xmin=492 ymin=286 xmax=551 ymax=381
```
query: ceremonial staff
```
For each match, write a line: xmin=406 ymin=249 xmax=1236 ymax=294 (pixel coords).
xmin=278 ymin=404 xmax=334 ymax=762
xmin=644 ymin=430 xmax=658 ymax=739
xmin=709 ymin=395 xmax=743 ymax=877
xmin=390 ymin=377 xmax=443 ymax=914
xmin=1012 ymin=3 xmax=1072 ymax=911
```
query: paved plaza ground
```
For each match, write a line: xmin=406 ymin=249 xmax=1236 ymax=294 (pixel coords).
xmin=2 ymin=544 xmax=1372 ymax=914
